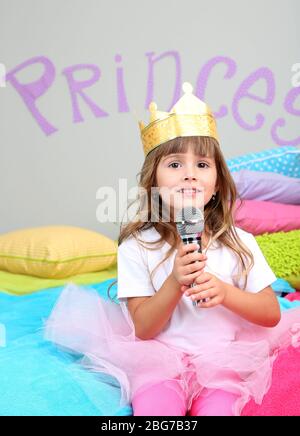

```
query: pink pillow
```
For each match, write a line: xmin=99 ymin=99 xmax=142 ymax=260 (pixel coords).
xmin=241 ymin=346 xmax=300 ymax=416
xmin=285 ymin=292 xmax=300 ymax=302
xmin=233 ymin=199 xmax=300 ymax=235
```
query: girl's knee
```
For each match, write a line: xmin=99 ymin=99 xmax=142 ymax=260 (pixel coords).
xmin=189 ymin=389 xmax=239 ymax=416
xmin=132 ymin=381 xmax=187 ymax=416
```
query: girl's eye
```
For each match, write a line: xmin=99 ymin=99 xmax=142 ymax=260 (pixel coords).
xmin=168 ymin=162 xmax=209 ymax=168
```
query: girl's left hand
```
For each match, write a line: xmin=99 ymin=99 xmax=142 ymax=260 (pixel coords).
xmin=180 ymin=272 xmax=228 ymax=308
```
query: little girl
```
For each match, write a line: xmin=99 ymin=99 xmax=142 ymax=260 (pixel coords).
xmin=45 ymin=83 xmax=300 ymax=416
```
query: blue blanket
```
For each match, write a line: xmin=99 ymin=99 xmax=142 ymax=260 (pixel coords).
xmin=0 ymin=280 xmax=131 ymax=416
xmin=1 ymin=279 xmax=299 ymax=416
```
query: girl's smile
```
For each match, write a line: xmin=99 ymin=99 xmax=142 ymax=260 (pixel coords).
xmin=156 ymin=145 xmax=218 ymax=215
xmin=175 ymin=186 xmax=203 ymax=196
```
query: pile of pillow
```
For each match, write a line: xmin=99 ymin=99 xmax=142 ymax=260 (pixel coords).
xmin=227 ymin=145 xmax=300 ymax=294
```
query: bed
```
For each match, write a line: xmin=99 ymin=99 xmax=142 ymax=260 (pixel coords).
xmin=1 ymin=146 xmax=300 ymax=416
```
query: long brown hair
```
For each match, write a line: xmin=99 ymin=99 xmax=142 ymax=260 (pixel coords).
xmin=107 ymin=136 xmax=253 ymax=300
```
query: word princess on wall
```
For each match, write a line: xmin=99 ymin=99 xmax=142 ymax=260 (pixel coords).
xmin=4 ymin=52 xmax=300 ymax=146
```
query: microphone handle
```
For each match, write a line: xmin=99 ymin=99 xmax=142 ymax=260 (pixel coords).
xmin=181 ymin=235 xmax=202 ymax=253
xmin=182 ymin=234 xmax=206 ymax=306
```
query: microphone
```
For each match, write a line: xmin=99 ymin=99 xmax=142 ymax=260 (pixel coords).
xmin=175 ymin=206 xmax=206 ymax=306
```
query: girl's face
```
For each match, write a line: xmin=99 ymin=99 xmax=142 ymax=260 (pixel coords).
xmin=155 ymin=145 xmax=218 ymax=220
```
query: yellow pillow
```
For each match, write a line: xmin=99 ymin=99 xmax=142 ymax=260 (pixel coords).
xmin=0 ymin=226 xmax=117 ymax=279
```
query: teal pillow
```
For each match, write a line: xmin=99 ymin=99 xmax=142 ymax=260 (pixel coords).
xmin=227 ymin=146 xmax=300 ymax=178
xmin=271 ymin=278 xmax=296 ymax=296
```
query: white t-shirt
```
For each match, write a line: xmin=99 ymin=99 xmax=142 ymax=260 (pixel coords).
xmin=117 ymin=226 xmax=277 ymax=354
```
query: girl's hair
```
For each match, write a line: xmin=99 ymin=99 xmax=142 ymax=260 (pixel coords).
xmin=107 ymin=136 xmax=254 ymax=300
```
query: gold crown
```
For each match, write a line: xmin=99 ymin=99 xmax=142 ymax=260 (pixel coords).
xmin=139 ymin=82 xmax=219 ymax=157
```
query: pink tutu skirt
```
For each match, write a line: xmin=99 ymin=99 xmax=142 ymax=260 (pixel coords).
xmin=44 ymin=283 xmax=300 ymax=415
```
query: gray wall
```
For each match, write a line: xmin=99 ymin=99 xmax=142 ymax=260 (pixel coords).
xmin=0 ymin=0 xmax=299 ymax=239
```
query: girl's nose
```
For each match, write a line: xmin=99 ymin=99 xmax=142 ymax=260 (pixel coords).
xmin=184 ymin=175 xmax=197 ymax=181
xmin=183 ymin=163 xmax=198 ymax=181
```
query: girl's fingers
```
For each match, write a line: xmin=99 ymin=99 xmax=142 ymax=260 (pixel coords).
xmin=181 ymin=269 xmax=207 ymax=288
xmin=185 ymin=262 xmax=206 ymax=275
xmin=179 ymin=243 xmax=199 ymax=256
xmin=196 ymin=296 xmax=220 ymax=308
xmin=191 ymin=270 xmax=207 ymax=281
xmin=185 ymin=283 xmax=213 ymax=297
xmin=188 ymin=276 xmax=208 ymax=290
xmin=182 ymin=252 xmax=207 ymax=266
xmin=190 ymin=289 xmax=214 ymax=302
xmin=194 ymin=272 xmax=211 ymax=284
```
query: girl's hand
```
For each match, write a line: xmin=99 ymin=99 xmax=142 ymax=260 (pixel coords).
xmin=180 ymin=272 xmax=228 ymax=308
xmin=171 ymin=242 xmax=207 ymax=287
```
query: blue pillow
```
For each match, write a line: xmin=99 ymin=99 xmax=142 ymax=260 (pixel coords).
xmin=227 ymin=146 xmax=300 ymax=178
xmin=271 ymin=278 xmax=296 ymax=296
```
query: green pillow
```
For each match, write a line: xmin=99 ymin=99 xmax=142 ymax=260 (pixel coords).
xmin=255 ymin=230 xmax=300 ymax=288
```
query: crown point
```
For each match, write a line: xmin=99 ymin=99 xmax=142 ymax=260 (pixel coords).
xmin=138 ymin=120 xmax=145 ymax=131
xmin=182 ymin=82 xmax=193 ymax=94
xmin=149 ymin=102 xmax=157 ymax=112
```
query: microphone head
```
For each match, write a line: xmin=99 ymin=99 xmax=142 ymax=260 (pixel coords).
xmin=175 ymin=206 xmax=204 ymax=237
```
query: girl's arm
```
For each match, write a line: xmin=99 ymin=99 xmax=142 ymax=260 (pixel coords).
xmin=222 ymin=283 xmax=281 ymax=327
xmin=127 ymin=273 xmax=182 ymax=340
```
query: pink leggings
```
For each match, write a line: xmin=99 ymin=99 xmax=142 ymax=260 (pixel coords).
xmin=132 ymin=381 xmax=239 ymax=416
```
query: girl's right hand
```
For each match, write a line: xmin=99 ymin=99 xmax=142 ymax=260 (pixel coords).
xmin=171 ymin=242 xmax=207 ymax=287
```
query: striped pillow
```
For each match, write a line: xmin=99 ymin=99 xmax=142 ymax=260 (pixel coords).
xmin=0 ymin=226 xmax=117 ymax=279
